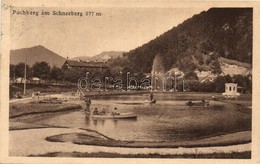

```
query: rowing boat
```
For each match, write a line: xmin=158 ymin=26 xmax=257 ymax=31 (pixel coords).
xmin=90 ymin=112 xmax=137 ymax=119
xmin=186 ymin=101 xmax=209 ymax=107
xmin=144 ymin=99 xmax=156 ymax=104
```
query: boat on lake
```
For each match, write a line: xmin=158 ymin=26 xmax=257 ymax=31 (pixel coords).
xmin=90 ymin=112 xmax=137 ymax=119
xmin=186 ymin=100 xmax=209 ymax=107
xmin=144 ymin=99 xmax=156 ymax=104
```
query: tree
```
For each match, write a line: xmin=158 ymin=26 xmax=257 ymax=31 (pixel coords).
xmin=233 ymin=75 xmax=252 ymax=93
xmin=178 ymin=57 xmax=196 ymax=73
xmin=214 ymin=76 xmax=227 ymax=93
xmin=211 ymin=61 xmax=221 ymax=74
xmin=121 ymin=67 xmax=135 ymax=88
xmin=225 ymin=74 xmax=233 ymax=83
xmin=99 ymin=69 xmax=112 ymax=80
xmin=62 ymin=68 xmax=85 ymax=83
xmin=14 ymin=62 xmax=31 ymax=78
xmin=199 ymin=40 xmax=213 ymax=54
xmin=50 ymin=66 xmax=63 ymax=82
xmin=186 ymin=80 xmax=200 ymax=92
xmin=245 ymin=75 xmax=252 ymax=93
xmin=184 ymin=72 xmax=198 ymax=80
xmin=10 ymin=64 xmax=16 ymax=80
xmin=199 ymin=82 xmax=215 ymax=92
xmin=32 ymin=62 xmax=51 ymax=82
xmin=213 ymin=75 xmax=232 ymax=93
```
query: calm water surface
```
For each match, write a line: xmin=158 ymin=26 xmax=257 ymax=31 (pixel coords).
xmin=37 ymin=98 xmax=251 ymax=142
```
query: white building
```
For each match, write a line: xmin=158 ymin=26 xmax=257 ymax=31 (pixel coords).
xmin=222 ymin=83 xmax=240 ymax=97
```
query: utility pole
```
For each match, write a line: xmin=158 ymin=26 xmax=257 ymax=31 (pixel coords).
xmin=182 ymin=78 xmax=185 ymax=91
xmin=23 ymin=59 xmax=27 ymax=95
xmin=86 ymin=72 xmax=89 ymax=91
xmin=174 ymin=71 xmax=176 ymax=91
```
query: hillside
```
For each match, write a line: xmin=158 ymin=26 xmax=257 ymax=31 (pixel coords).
xmin=71 ymin=56 xmax=91 ymax=61
xmin=218 ymin=57 xmax=251 ymax=69
xmin=72 ymin=51 xmax=124 ymax=62
xmin=10 ymin=45 xmax=66 ymax=67
xmin=112 ymin=8 xmax=252 ymax=74
xmin=219 ymin=57 xmax=252 ymax=77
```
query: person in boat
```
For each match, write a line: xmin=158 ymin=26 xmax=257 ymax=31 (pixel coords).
xmin=85 ymin=98 xmax=91 ymax=112
xmin=187 ymin=99 xmax=193 ymax=106
xmin=92 ymin=108 xmax=99 ymax=115
xmin=112 ymin=107 xmax=120 ymax=115
xmin=201 ymin=99 xmax=207 ymax=105
xmin=100 ymin=108 xmax=106 ymax=115
xmin=211 ymin=95 xmax=217 ymax=100
xmin=16 ymin=92 xmax=22 ymax=99
xmin=71 ymin=91 xmax=75 ymax=96
xmin=202 ymin=99 xmax=205 ymax=103
xmin=32 ymin=91 xmax=35 ymax=98
xmin=202 ymin=99 xmax=209 ymax=106
xmin=150 ymin=92 xmax=154 ymax=101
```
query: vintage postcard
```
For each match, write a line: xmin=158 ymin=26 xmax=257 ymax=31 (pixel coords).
xmin=1 ymin=0 xmax=260 ymax=163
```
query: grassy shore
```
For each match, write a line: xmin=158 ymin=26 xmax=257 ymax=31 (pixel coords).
xmin=9 ymin=102 xmax=82 ymax=118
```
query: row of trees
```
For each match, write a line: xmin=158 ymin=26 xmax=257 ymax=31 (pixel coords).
xmin=9 ymin=62 xmax=146 ymax=85
xmin=10 ymin=62 xmax=69 ymax=83
xmin=10 ymin=62 xmax=52 ymax=81
xmin=180 ymin=75 xmax=252 ymax=93
xmin=10 ymin=62 xmax=252 ymax=93
xmin=10 ymin=62 xmax=113 ymax=84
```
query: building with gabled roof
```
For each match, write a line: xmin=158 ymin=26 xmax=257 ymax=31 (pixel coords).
xmin=63 ymin=59 xmax=108 ymax=70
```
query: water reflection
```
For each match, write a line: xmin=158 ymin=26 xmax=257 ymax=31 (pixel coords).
xmin=86 ymin=117 xmax=137 ymax=128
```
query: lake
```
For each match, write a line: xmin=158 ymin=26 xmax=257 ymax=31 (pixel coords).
xmin=33 ymin=94 xmax=251 ymax=142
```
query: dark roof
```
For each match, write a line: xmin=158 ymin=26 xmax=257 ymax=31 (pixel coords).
xmin=64 ymin=60 xmax=108 ymax=68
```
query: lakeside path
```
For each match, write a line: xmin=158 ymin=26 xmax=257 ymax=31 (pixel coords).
xmin=9 ymin=97 xmax=33 ymax=104
xmin=9 ymin=127 xmax=251 ymax=157
xmin=9 ymin=94 xmax=64 ymax=104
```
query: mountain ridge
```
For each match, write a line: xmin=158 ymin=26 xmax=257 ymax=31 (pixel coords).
xmin=10 ymin=45 xmax=66 ymax=67
xmin=72 ymin=51 xmax=124 ymax=62
xmin=113 ymin=8 xmax=252 ymax=74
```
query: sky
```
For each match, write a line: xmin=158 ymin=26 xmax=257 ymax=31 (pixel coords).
xmin=11 ymin=7 xmax=209 ymax=58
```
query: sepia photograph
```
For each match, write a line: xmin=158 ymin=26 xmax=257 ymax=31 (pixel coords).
xmin=1 ymin=1 xmax=260 ymax=163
